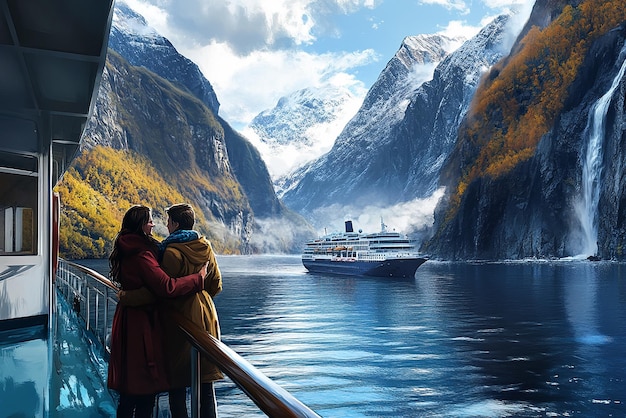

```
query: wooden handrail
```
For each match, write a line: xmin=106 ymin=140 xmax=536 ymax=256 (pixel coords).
xmin=60 ymin=259 xmax=321 ymax=417
xmin=168 ymin=309 xmax=321 ymax=418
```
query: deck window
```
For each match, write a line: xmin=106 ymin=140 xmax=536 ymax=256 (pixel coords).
xmin=0 ymin=173 xmax=38 ymax=255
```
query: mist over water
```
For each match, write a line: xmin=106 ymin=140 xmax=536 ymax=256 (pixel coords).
xmin=308 ymin=187 xmax=446 ymax=239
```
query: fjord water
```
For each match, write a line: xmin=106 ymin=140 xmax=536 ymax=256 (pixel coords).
xmin=212 ymin=256 xmax=625 ymax=417
xmin=80 ymin=256 xmax=626 ymax=417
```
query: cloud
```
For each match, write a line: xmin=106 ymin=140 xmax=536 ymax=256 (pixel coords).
xmin=437 ymin=19 xmax=482 ymax=39
xmin=163 ymin=0 xmax=315 ymax=54
xmin=181 ymin=43 xmax=375 ymax=128
xmin=419 ymin=0 xmax=469 ymax=13
xmin=308 ymin=187 xmax=446 ymax=242
xmin=481 ymin=0 xmax=532 ymax=7
xmin=125 ymin=0 xmax=380 ymax=55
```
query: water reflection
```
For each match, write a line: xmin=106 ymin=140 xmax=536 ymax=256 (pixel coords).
xmin=0 ymin=338 xmax=46 ymax=416
xmin=564 ymin=263 xmax=612 ymax=345
xmin=560 ymin=263 xmax=622 ymax=410
xmin=413 ymin=263 xmax=571 ymax=415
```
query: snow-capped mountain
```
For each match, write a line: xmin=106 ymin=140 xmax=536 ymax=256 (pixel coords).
xmin=248 ymin=33 xmax=466 ymax=199
xmin=280 ymin=15 xmax=513 ymax=233
xmin=245 ymin=85 xmax=361 ymax=186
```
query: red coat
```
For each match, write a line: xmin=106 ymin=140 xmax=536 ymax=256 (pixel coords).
xmin=107 ymin=233 xmax=203 ymax=395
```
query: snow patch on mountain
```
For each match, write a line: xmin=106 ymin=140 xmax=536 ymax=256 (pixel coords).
xmin=243 ymin=84 xmax=363 ymax=182
xmin=112 ymin=2 xmax=160 ymax=41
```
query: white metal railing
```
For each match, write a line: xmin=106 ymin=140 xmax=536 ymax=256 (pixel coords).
xmin=55 ymin=259 xmax=118 ymax=353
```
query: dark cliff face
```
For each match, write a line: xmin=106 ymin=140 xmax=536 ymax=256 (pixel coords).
xmin=592 ymin=26 xmax=626 ymax=260
xmin=425 ymin=9 xmax=626 ymax=261
xmin=219 ymin=116 xmax=282 ymax=218
xmin=109 ymin=3 xmax=220 ymax=114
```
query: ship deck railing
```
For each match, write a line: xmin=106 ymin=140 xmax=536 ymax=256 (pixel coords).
xmin=55 ymin=258 xmax=320 ymax=418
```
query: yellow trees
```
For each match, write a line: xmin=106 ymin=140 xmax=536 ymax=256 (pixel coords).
xmin=55 ymin=146 xmax=189 ymax=259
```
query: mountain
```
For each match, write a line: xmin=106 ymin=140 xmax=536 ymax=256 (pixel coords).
xmin=246 ymin=85 xmax=361 ymax=192
xmin=425 ymin=0 xmax=626 ymax=260
xmin=57 ymin=1 xmax=314 ymax=258
xmin=77 ymin=49 xmax=254 ymax=253
xmin=219 ymin=117 xmax=316 ymax=252
xmin=280 ymin=19 xmax=513 ymax=234
xmin=250 ymin=34 xmax=466 ymax=197
xmin=277 ymin=34 xmax=465 ymax=201
xmin=108 ymin=2 xmax=220 ymax=115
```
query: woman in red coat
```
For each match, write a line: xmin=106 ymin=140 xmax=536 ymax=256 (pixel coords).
xmin=107 ymin=205 xmax=207 ymax=418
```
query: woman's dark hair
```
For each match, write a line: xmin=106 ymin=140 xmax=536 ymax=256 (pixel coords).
xmin=167 ymin=203 xmax=195 ymax=231
xmin=109 ymin=205 xmax=152 ymax=283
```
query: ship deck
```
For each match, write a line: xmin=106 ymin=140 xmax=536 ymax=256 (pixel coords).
xmin=0 ymin=289 xmax=115 ymax=417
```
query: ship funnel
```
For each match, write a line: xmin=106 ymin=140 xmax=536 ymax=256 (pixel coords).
xmin=345 ymin=220 xmax=353 ymax=233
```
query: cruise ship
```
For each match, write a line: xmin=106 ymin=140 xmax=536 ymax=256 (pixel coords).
xmin=302 ymin=220 xmax=428 ymax=278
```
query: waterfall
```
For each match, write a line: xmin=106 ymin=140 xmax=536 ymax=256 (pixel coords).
xmin=575 ymin=46 xmax=626 ymax=257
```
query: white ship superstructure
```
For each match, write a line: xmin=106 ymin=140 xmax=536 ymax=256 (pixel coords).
xmin=302 ymin=220 xmax=427 ymax=277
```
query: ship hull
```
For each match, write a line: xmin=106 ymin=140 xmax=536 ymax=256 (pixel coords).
xmin=302 ymin=257 xmax=427 ymax=278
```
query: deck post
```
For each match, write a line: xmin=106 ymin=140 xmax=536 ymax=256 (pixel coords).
xmin=191 ymin=346 xmax=201 ymax=418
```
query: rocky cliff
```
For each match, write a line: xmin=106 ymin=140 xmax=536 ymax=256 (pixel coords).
xmin=425 ymin=0 xmax=626 ymax=260
xmin=82 ymin=50 xmax=254 ymax=251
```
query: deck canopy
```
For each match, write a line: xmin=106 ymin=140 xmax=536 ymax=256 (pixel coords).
xmin=0 ymin=0 xmax=114 ymax=181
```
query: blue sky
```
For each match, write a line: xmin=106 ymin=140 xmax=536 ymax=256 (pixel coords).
xmin=124 ymin=0 xmax=535 ymax=130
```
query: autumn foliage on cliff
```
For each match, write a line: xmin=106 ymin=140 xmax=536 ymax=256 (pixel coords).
xmin=54 ymin=146 xmax=219 ymax=259
xmin=448 ymin=0 xmax=626 ymax=215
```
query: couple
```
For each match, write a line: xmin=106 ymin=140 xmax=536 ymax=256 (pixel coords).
xmin=107 ymin=204 xmax=223 ymax=418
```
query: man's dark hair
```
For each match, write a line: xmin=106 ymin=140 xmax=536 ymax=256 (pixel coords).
xmin=167 ymin=203 xmax=195 ymax=230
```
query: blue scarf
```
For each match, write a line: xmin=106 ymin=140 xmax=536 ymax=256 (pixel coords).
xmin=158 ymin=229 xmax=199 ymax=260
